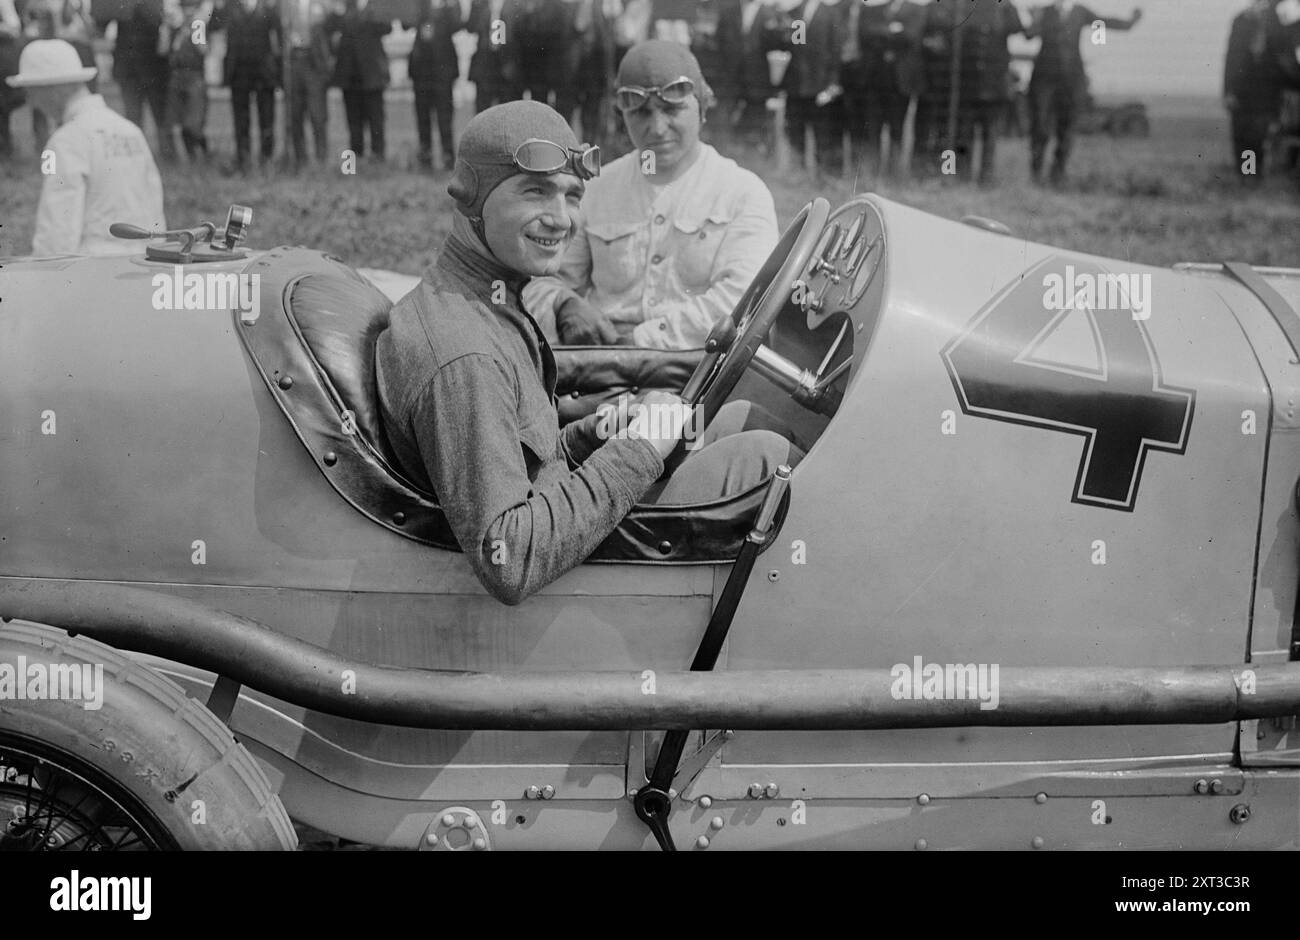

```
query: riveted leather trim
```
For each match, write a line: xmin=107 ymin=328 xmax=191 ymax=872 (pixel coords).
xmin=236 ymin=248 xmax=462 ymax=549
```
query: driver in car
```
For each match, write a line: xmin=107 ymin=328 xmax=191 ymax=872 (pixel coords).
xmin=521 ymin=40 xmax=779 ymax=350
xmin=376 ymin=100 xmax=802 ymax=606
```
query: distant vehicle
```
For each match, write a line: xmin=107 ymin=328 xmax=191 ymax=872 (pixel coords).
xmin=1077 ymin=93 xmax=1151 ymax=138
xmin=3 ymin=196 xmax=1300 ymax=850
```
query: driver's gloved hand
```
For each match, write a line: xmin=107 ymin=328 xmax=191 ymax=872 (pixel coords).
xmin=557 ymin=295 xmax=622 ymax=346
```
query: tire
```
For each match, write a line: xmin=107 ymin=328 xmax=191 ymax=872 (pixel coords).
xmin=0 ymin=620 xmax=297 ymax=850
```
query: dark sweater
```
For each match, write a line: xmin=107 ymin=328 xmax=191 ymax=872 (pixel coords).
xmin=375 ymin=229 xmax=664 ymax=605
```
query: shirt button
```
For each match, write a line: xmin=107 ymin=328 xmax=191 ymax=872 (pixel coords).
xmin=654 ymin=214 xmax=665 ymax=225
xmin=651 ymin=254 xmax=663 ymax=264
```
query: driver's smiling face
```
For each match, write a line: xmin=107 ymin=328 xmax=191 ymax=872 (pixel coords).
xmin=482 ymin=173 xmax=585 ymax=277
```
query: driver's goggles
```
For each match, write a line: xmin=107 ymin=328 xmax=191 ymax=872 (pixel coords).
xmin=614 ymin=77 xmax=695 ymax=112
xmin=513 ymin=139 xmax=601 ymax=180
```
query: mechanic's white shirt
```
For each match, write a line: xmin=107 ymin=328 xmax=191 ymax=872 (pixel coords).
xmin=32 ymin=94 xmax=166 ymax=257
xmin=522 ymin=143 xmax=779 ymax=350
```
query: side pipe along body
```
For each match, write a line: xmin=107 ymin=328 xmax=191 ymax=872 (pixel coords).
xmin=1 ymin=579 xmax=1297 ymax=731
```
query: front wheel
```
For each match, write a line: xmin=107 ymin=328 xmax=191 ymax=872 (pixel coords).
xmin=0 ymin=620 xmax=296 ymax=850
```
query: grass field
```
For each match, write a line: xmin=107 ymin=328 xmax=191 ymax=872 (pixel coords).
xmin=1 ymin=88 xmax=1297 ymax=273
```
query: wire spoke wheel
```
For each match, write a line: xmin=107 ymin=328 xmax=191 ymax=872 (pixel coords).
xmin=0 ymin=731 xmax=179 ymax=852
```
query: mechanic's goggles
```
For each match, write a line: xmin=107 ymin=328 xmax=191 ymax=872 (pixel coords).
xmin=614 ymin=77 xmax=696 ymax=112
xmin=513 ymin=139 xmax=601 ymax=180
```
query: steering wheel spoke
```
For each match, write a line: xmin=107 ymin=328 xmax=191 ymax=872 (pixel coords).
xmin=680 ymin=198 xmax=832 ymax=426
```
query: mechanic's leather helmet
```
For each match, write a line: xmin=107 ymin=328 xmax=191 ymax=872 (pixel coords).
xmin=448 ymin=100 xmax=583 ymax=221
xmin=615 ymin=39 xmax=715 ymax=116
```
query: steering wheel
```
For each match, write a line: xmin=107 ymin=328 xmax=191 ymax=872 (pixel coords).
xmin=680 ymin=197 xmax=832 ymax=428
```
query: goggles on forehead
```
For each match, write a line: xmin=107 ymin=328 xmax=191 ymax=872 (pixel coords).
xmin=614 ymin=77 xmax=696 ymax=112
xmin=512 ymin=139 xmax=601 ymax=180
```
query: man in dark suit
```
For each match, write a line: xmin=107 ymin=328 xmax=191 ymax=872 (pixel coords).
xmin=913 ymin=0 xmax=955 ymax=175
xmin=211 ymin=0 xmax=281 ymax=171
xmin=953 ymin=0 xmax=1022 ymax=185
xmin=555 ymin=0 xmax=616 ymax=144
xmin=512 ymin=0 xmax=567 ymax=106
xmin=283 ymin=0 xmax=333 ymax=166
xmin=107 ymin=0 xmax=174 ymax=160
xmin=404 ymin=0 xmax=461 ymax=169
xmin=327 ymin=0 xmax=393 ymax=160
xmin=0 ymin=0 xmax=23 ymax=158
xmin=1224 ymin=0 xmax=1287 ymax=181
xmin=161 ymin=0 xmax=210 ymax=159
xmin=467 ymin=0 xmax=518 ymax=112
xmin=776 ymin=0 xmax=845 ymax=174
xmin=842 ymin=0 xmax=925 ymax=180
xmin=1026 ymin=0 xmax=1141 ymax=185
xmin=712 ymin=0 xmax=779 ymax=152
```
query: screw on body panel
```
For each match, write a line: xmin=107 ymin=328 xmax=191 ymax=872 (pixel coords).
xmin=916 ymin=793 xmax=930 ymax=806
xmin=525 ymin=785 xmax=540 ymax=800
xmin=747 ymin=783 xmax=763 ymax=799
xmin=710 ymin=816 xmax=724 ymax=830
xmin=1209 ymin=779 xmax=1224 ymax=795
xmin=540 ymin=785 xmax=555 ymax=800
xmin=1193 ymin=779 xmax=1209 ymax=794
xmin=914 ymin=839 xmax=928 ymax=851
xmin=764 ymin=783 xmax=779 ymax=799
xmin=695 ymin=835 xmax=710 ymax=849
xmin=1230 ymin=804 xmax=1251 ymax=824
xmin=698 ymin=795 xmax=713 ymax=809
xmin=1034 ymin=792 xmax=1048 ymax=804
xmin=1031 ymin=836 xmax=1045 ymax=849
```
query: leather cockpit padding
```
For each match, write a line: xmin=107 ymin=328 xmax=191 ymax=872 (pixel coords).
xmin=236 ymin=247 xmax=787 ymax=562
xmin=554 ymin=346 xmax=704 ymax=395
xmin=553 ymin=345 xmax=704 ymax=426
xmin=237 ymin=248 xmax=459 ymax=547
xmin=291 ymin=271 xmax=394 ymax=458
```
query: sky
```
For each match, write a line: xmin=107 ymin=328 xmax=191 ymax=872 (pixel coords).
xmin=1010 ymin=0 xmax=1256 ymax=99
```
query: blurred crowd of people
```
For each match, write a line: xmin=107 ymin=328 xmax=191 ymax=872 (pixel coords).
xmin=2 ymin=0 xmax=1298 ymax=183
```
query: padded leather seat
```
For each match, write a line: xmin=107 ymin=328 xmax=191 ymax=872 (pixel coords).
xmin=290 ymin=273 xmax=395 ymax=460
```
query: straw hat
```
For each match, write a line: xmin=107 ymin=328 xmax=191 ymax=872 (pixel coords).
xmin=5 ymin=39 xmax=99 ymax=88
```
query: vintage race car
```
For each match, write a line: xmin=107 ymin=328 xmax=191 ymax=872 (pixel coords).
xmin=2 ymin=195 xmax=1300 ymax=851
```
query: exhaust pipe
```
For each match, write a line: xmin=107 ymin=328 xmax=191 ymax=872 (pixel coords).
xmin=2 ymin=579 xmax=1296 ymax=731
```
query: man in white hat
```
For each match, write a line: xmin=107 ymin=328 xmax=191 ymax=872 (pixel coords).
xmin=6 ymin=38 xmax=166 ymax=255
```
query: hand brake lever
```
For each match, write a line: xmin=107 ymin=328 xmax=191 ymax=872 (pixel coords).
xmin=634 ymin=466 xmax=791 ymax=850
